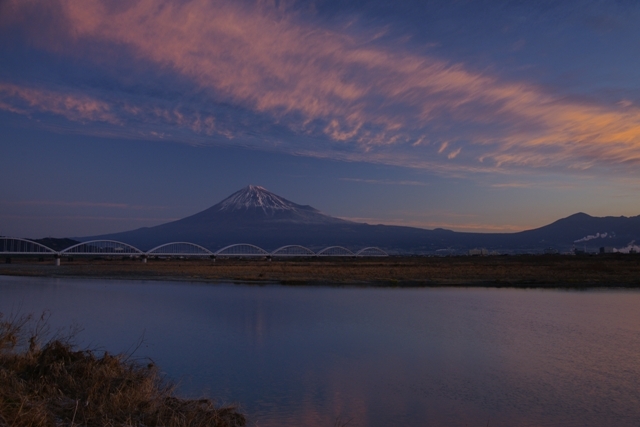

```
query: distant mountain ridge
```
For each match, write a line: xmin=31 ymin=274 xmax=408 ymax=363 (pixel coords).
xmin=80 ymin=186 xmax=640 ymax=254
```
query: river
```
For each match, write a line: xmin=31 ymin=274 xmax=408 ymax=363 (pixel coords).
xmin=1 ymin=275 xmax=639 ymax=426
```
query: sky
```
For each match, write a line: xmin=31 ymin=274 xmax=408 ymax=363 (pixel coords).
xmin=1 ymin=0 xmax=640 ymax=238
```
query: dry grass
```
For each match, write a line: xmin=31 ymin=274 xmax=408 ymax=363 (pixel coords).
xmin=0 ymin=313 xmax=245 ymax=427
xmin=4 ymin=254 xmax=640 ymax=287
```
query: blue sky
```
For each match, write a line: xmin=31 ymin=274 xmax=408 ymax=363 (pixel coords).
xmin=1 ymin=0 xmax=640 ymax=238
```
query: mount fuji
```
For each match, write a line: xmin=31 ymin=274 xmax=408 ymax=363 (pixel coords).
xmin=83 ymin=185 xmax=378 ymax=251
xmin=81 ymin=185 xmax=640 ymax=253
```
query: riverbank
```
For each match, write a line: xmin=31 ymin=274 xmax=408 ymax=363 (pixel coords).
xmin=0 ymin=313 xmax=246 ymax=427
xmin=2 ymin=254 xmax=640 ymax=287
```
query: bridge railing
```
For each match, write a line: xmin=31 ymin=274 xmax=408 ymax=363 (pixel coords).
xmin=147 ymin=242 xmax=214 ymax=257
xmin=0 ymin=237 xmax=57 ymax=255
xmin=271 ymin=245 xmax=316 ymax=257
xmin=61 ymin=240 xmax=144 ymax=256
xmin=355 ymin=247 xmax=389 ymax=257
xmin=316 ymin=246 xmax=356 ymax=257
xmin=1 ymin=237 xmax=388 ymax=260
xmin=215 ymin=243 xmax=270 ymax=257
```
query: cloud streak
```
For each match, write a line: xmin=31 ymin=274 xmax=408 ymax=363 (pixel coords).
xmin=2 ymin=200 xmax=168 ymax=210
xmin=339 ymin=178 xmax=429 ymax=186
xmin=2 ymin=0 xmax=640 ymax=175
xmin=0 ymin=215 xmax=178 ymax=222
xmin=0 ymin=83 xmax=118 ymax=124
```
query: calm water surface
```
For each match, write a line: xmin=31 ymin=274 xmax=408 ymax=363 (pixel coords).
xmin=1 ymin=275 xmax=639 ymax=427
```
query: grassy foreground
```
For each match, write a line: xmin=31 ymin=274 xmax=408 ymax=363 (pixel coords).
xmin=0 ymin=313 xmax=246 ymax=427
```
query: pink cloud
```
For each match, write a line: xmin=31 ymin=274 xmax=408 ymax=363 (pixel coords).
xmin=2 ymin=0 xmax=640 ymax=173
xmin=0 ymin=83 xmax=119 ymax=124
xmin=0 ymin=82 xmax=226 ymax=141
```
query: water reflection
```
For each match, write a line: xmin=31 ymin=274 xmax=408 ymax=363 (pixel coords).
xmin=1 ymin=276 xmax=639 ymax=426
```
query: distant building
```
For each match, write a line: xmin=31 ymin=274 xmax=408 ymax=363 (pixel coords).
xmin=599 ymin=246 xmax=615 ymax=254
xmin=544 ymin=247 xmax=559 ymax=255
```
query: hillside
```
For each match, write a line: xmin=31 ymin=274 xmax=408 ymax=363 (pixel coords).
xmin=81 ymin=186 xmax=640 ymax=254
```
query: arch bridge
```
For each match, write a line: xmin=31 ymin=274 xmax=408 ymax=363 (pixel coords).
xmin=147 ymin=242 xmax=214 ymax=257
xmin=0 ymin=237 xmax=57 ymax=255
xmin=271 ymin=245 xmax=316 ymax=257
xmin=1 ymin=237 xmax=388 ymax=264
xmin=61 ymin=240 xmax=143 ymax=256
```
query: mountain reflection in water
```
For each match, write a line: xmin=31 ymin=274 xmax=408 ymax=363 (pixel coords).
xmin=1 ymin=276 xmax=639 ymax=427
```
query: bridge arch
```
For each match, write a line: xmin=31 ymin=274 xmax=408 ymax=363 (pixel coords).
xmin=0 ymin=237 xmax=57 ymax=255
xmin=146 ymin=242 xmax=213 ymax=257
xmin=355 ymin=247 xmax=388 ymax=257
xmin=271 ymin=245 xmax=316 ymax=257
xmin=61 ymin=240 xmax=143 ymax=255
xmin=316 ymin=246 xmax=355 ymax=257
xmin=215 ymin=243 xmax=270 ymax=257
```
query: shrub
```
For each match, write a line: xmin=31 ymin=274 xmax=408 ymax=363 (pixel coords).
xmin=0 ymin=312 xmax=245 ymax=427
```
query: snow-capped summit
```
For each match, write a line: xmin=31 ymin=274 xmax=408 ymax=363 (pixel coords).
xmin=193 ymin=185 xmax=341 ymax=224
xmin=216 ymin=185 xmax=310 ymax=214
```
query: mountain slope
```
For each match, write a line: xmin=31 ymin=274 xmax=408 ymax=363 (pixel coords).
xmin=83 ymin=185 xmax=362 ymax=250
xmin=81 ymin=186 xmax=640 ymax=253
xmin=181 ymin=185 xmax=348 ymax=225
xmin=511 ymin=212 xmax=640 ymax=249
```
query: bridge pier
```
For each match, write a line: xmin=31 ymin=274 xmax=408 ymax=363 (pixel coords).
xmin=141 ymin=255 xmax=148 ymax=264
xmin=54 ymin=255 xmax=60 ymax=266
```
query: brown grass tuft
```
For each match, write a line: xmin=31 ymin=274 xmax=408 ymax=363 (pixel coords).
xmin=0 ymin=312 xmax=245 ymax=427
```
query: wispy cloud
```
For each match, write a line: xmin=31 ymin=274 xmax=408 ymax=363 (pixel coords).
xmin=2 ymin=200 xmax=168 ymax=210
xmin=0 ymin=83 xmax=118 ymax=124
xmin=0 ymin=82 xmax=235 ymax=142
xmin=447 ymin=148 xmax=462 ymax=160
xmin=339 ymin=178 xmax=429 ymax=186
xmin=0 ymin=215 xmax=178 ymax=222
xmin=489 ymin=182 xmax=536 ymax=189
xmin=487 ymin=180 xmax=582 ymax=190
xmin=2 ymin=0 xmax=640 ymax=175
